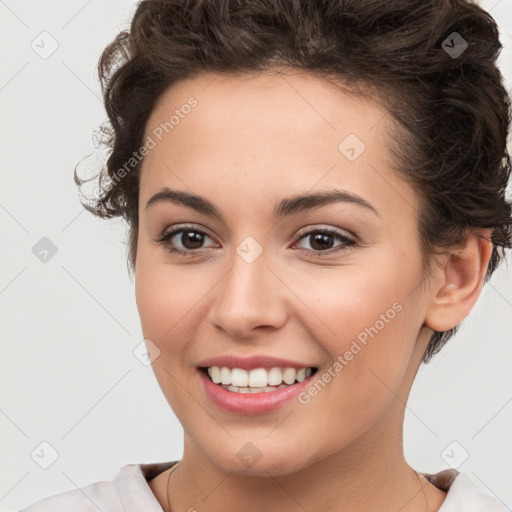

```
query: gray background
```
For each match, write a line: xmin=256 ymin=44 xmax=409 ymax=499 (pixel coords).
xmin=1 ymin=1 xmax=511 ymax=510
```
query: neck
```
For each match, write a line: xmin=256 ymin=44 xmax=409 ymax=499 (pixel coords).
xmin=155 ymin=329 xmax=447 ymax=512
xmin=163 ymin=414 xmax=446 ymax=512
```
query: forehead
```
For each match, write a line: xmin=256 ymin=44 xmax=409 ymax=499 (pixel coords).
xmin=144 ymin=68 xmax=388 ymax=153
xmin=140 ymin=69 xmax=414 ymax=221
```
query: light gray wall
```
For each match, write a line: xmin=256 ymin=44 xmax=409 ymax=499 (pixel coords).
xmin=1 ymin=1 xmax=511 ymax=510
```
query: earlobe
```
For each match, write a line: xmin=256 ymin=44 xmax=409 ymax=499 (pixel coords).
xmin=424 ymin=229 xmax=493 ymax=332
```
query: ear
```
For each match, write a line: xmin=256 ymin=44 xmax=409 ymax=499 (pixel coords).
xmin=424 ymin=228 xmax=494 ymax=332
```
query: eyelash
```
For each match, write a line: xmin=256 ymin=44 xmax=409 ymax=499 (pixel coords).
xmin=154 ymin=224 xmax=357 ymax=258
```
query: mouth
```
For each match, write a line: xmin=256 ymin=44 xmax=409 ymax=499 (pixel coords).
xmin=198 ymin=365 xmax=319 ymax=394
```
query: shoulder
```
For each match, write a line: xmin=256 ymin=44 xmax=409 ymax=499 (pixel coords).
xmin=19 ymin=461 xmax=177 ymax=512
xmin=18 ymin=479 xmax=121 ymax=512
xmin=423 ymin=469 xmax=510 ymax=512
xmin=443 ymin=473 xmax=510 ymax=511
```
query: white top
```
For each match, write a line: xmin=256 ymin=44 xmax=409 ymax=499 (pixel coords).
xmin=19 ymin=461 xmax=510 ymax=511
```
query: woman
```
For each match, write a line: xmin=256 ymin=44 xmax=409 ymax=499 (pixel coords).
xmin=21 ymin=0 xmax=511 ymax=510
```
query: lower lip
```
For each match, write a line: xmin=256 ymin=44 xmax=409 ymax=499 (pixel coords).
xmin=198 ymin=369 xmax=316 ymax=415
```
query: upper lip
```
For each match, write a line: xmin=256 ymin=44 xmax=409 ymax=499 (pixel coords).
xmin=197 ymin=354 xmax=317 ymax=371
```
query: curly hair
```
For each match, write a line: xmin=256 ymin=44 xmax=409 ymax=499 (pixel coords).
xmin=75 ymin=0 xmax=512 ymax=364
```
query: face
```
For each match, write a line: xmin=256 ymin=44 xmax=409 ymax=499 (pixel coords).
xmin=135 ymin=68 xmax=436 ymax=476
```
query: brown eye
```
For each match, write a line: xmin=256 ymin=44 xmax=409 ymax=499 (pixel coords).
xmin=294 ymin=228 xmax=356 ymax=257
xmin=156 ymin=226 xmax=216 ymax=255
xmin=175 ymin=230 xmax=206 ymax=250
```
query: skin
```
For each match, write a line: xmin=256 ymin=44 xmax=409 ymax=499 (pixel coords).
xmin=134 ymin=68 xmax=492 ymax=512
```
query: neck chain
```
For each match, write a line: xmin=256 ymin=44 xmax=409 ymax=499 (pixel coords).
xmin=165 ymin=462 xmax=180 ymax=512
xmin=164 ymin=463 xmax=428 ymax=512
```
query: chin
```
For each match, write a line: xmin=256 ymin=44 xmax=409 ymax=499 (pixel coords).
xmin=203 ymin=443 xmax=312 ymax=478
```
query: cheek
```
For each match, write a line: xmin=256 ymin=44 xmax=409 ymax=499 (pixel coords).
xmin=292 ymin=302 xmax=419 ymax=453
xmin=135 ymin=255 xmax=203 ymax=351
xmin=292 ymin=258 xmax=416 ymax=344
xmin=293 ymin=259 xmax=423 ymax=403
xmin=134 ymin=259 xmax=206 ymax=413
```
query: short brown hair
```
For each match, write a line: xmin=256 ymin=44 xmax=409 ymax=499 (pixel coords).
xmin=75 ymin=0 xmax=512 ymax=363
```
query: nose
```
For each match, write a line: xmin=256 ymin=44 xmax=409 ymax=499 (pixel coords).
xmin=207 ymin=246 xmax=288 ymax=339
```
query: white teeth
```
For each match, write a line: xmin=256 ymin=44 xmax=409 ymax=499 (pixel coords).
xmin=211 ymin=366 xmax=221 ymax=384
xmin=282 ymin=367 xmax=296 ymax=385
xmin=248 ymin=368 xmax=267 ymax=387
xmin=204 ymin=366 xmax=315 ymax=388
xmin=225 ymin=384 xmax=290 ymax=393
xmin=220 ymin=367 xmax=231 ymax=385
xmin=296 ymin=368 xmax=306 ymax=382
xmin=268 ymin=367 xmax=282 ymax=386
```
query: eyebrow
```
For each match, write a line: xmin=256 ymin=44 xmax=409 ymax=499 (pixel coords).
xmin=145 ymin=187 xmax=379 ymax=220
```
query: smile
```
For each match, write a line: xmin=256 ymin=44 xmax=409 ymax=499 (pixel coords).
xmin=201 ymin=366 xmax=317 ymax=393
xmin=197 ymin=365 xmax=320 ymax=415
